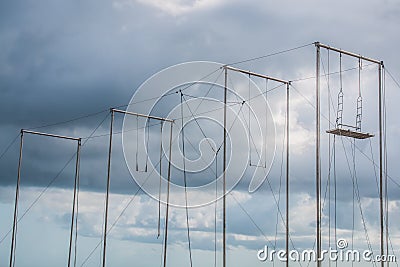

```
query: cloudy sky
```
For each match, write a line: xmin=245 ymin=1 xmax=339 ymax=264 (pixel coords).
xmin=1 ymin=0 xmax=400 ymax=266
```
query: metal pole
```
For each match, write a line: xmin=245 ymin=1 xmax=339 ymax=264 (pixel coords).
xmin=68 ymin=139 xmax=82 ymax=267
xmin=378 ymin=63 xmax=384 ymax=267
xmin=316 ymin=43 xmax=321 ymax=267
xmin=22 ymin=130 xmax=80 ymax=141
xmin=9 ymin=131 xmax=24 ymax=267
xmin=224 ymin=66 xmax=289 ymax=85
xmin=163 ymin=122 xmax=174 ymax=267
xmin=112 ymin=109 xmax=174 ymax=123
xmin=223 ymin=67 xmax=227 ymax=267
xmin=286 ymin=83 xmax=290 ymax=267
xmin=317 ymin=43 xmax=381 ymax=65
xmin=102 ymin=110 xmax=114 ymax=267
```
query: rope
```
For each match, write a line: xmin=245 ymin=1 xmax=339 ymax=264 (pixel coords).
xmin=135 ymin=115 xmax=139 ymax=171
xmin=180 ymin=92 xmax=193 ymax=267
xmin=248 ymin=73 xmax=252 ymax=165
xmin=144 ymin=119 xmax=150 ymax=172
xmin=180 ymin=93 xmax=216 ymax=153
xmin=0 ymin=133 xmax=20 ymax=161
xmin=273 ymin=107 xmax=286 ymax=266
xmin=337 ymin=53 xmax=344 ymax=128
xmin=225 ymin=42 xmax=314 ymax=66
xmin=264 ymin=79 xmax=268 ymax=168
xmin=157 ymin=121 xmax=163 ymax=239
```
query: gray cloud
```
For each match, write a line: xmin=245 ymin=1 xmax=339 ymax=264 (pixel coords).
xmin=1 ymin=0 xmax=400 ymax=266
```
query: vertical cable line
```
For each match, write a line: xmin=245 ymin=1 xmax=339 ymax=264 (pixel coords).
xmin=248 ymin=73 xmax=252 ymax=166
xmin=158 ymin=121 xmax=163 ymax=239
xmin=339 ymin=136 xmax=376 ymax=267
xmin=264 ymin=79 xmax=268 ymax=168
xmin=273 ymin=98 xmax=286 ymax=267
xmin=180 ymin=92 xmax=193 ymax=267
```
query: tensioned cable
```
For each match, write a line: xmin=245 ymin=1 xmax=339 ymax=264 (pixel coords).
xmin=26 ymin=109 xmax=109 ymax=131
xmin=291 ymin=62 xmax=376 ymax=83
xmin=180 ymin=93 xmax=217 ymax=153
xmin=228 ymin=191 xmax=275 ymax=248
xmin=180 ymin=92 xmax=193 ymax=267
xmin=0 ymin=133 xmax=20 ymax=161
xmin=339 ymin=136 xmax=377 ymax=267
xmin=224 ymin=42 xmax=315 ymax=66
xmin=384 ymin=66 xmax=400 ymax=90
xmin=273 ymin=104 xmax=286 ymax=266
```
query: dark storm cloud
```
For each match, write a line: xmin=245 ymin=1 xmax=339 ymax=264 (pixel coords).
xmin=1 ymin=2 xmax=400 ymax=260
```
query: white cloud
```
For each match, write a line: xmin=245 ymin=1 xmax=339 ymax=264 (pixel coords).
xmin=130 ymin=0 xmax=226 ymax=16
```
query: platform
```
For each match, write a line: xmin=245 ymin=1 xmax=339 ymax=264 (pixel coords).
xmin=326 ymin=128 xmax=374 ymax=139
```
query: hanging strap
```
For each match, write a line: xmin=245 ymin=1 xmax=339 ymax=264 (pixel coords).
xmin=336 ymin=53 xmax=344 ymax=128
xmin=264 ymin=78 xmax=268 ymax=168
xmin=356 ymin=59 xmax=363 ymax=131
xmin=248 ymin=73 xmax=252 ymax=165
xmin=144 ymin=119 xmax=149 ymax=172
xmin=135 ymin=115 xmax=139 ymax=171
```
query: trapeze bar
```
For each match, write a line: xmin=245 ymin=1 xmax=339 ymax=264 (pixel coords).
xmin=316 ymin=42 xmax=382 ymax=65
xmin=112 ymin=108 xmax=174 ymax=123
xmin=22 ymin=130 xmax=81 ymax=141
xmin=326 ymin=128 xmax=374 ymax=139
xmin=223 ymin=66 xmax=290 ymax=85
